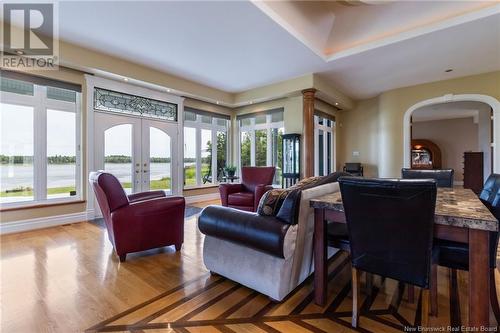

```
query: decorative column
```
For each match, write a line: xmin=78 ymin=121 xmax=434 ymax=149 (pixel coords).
xmin=302 ymin=88 xmax=316 ymax=178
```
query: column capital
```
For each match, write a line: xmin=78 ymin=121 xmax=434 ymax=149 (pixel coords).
xmin=302 ymin=88 xmax=317 ymax=97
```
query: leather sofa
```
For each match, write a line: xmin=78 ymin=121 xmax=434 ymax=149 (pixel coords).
xmin=89 ymin=171 xmax=185 ymax=262
xmin=200 ymin=176 xmax=342 ymax=301
xmin=401 ymin=168 xmax=454 ymax=187
xmin=219 ymin=166 xmax=275 ymax=212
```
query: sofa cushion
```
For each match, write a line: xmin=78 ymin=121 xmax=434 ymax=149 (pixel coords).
xmin=228 ymin=192 xmax=254 ymax=206
xmin=198 ymin=205 xmax=291 ymax=258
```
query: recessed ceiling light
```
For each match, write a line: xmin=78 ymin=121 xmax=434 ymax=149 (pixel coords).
xmin=216 ymin=101 xmax=219 ymax=105
xmin=445 ymin=69 xmax=453 ymax=73
xmin=335 ymin=102 xmax=339 ymax=106
xmin=249 ymin=101 xmax=253 ymax=104
xmin=123 ymin=77 xmax=129 ymax=82
xmin=15 ymin=50 xmax=24 ymax=55
xmin=166 ymin=88 xmax=171 ymax=92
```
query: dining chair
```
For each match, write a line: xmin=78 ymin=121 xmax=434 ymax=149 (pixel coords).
xmin=432 ymin=173 xmax=500 ymax=321
xmin=401 ymin=168 xmax=454 ymax=188
xmin=338 ymin=177 xmax=438 ymax=328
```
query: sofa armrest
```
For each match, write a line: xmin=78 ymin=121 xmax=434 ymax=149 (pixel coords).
xmin=128 ymin=190 xmax=166 ymax=203
xmin=198 ymin=205 xmax=291 ymax=258
xmin=219 ymin=183 xmax=244 ymax=206
xmin=254 ymin=184 xmax=274 ymax=211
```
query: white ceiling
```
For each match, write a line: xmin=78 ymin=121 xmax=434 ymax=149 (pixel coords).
xmin=54 ymin=1 xmax=500 ymax=100
xmin=412 ymin=101 xmax=489 ymax=122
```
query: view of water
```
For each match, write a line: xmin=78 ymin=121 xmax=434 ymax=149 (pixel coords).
xmin=0 ymin=163 xmax=173 ymax=190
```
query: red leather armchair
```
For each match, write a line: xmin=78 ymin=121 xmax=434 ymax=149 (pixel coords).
xmin=89 ymin=171 xmax=185 ymax=262
xmin=219 ymin=166 xmax=275 ymax=212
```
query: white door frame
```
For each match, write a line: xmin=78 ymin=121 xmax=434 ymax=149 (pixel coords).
xmin=85 ymin=75 xmax=184 ymax=218
xmin=403 ymin=93 xmax=500 ymax=173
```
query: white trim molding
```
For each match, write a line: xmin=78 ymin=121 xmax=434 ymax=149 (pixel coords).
xmin=0 ymin=211 xmax=92 ymax=235
xmin=403 ymin=94 xmax=500 ymax=174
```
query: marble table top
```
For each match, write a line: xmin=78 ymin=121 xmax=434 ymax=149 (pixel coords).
xmin=310 ymin=187 xmax=498 ymax=232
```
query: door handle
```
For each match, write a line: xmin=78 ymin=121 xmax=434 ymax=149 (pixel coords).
xmin=143 ymin=170 xmax=148 ymax=173
xmin=135 ymin=170 xmax=140 ymax=174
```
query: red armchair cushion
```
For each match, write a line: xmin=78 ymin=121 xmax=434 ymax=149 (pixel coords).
xmin=228 ymin=192 xmax=254 ymax=206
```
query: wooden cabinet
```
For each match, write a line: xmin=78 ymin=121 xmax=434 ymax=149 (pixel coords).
xmin=463 ymin=152 xmax=484 ymax=194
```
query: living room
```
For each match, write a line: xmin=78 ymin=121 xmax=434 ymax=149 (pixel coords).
xmin=1 ymin=1 xmax=500 ymax=332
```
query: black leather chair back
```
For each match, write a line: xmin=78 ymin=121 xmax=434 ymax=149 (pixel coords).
xmin=339 ymin=177 xmax=437 ymax=288
xmin=401 ymin=168 xmax=454 ymax=188
xmin=480 ymin=173 xmax=500 ymax=210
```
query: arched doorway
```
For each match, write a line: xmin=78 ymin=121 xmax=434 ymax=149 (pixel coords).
xmin=403 ymin=94 xmax=500 ymax=176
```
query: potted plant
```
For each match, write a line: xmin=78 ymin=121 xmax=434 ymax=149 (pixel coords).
xmin=224 ymin=165 xmax=237 ymax=178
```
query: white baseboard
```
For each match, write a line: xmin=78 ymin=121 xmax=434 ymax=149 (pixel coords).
xmin=0 ymin=211 xmax=92 ymax=235
xmin=185 ymin=192 xmax=219 ymax=204
xmin=454 ymin=181 xmax=464 ymax=186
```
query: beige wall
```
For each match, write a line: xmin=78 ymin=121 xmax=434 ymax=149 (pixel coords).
xmin=413 ymin=117 xmax=478 ymax=182
xmin=337 ymin=71 xmax=500 ymax=178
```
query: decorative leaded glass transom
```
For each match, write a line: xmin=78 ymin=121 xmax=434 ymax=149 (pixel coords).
xmin=93 ymin=87 xmax=177 ymax=121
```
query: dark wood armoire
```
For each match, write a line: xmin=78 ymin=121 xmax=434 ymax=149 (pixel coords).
xmin=463 ymin=152 xmax=484 ymax=194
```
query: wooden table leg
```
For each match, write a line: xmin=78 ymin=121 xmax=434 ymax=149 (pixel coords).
xmin=469 ymin=229 xmax=490 ymax=328
xmin=314 ymin=208 xmax=327 ymax=306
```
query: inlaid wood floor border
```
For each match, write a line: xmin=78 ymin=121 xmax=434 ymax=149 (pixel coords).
xmin=87 ymin=251 xmax=494 ymax=333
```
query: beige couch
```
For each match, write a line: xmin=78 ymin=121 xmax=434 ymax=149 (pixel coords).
xmin=201 ymin=182 xmax=340 ymax=301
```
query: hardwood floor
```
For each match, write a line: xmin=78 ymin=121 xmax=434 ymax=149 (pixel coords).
xmin=1 ymin=200 xmax=499 ymax=332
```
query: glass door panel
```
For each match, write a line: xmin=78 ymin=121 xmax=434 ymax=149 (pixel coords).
xmin=0 ymin=103 xmax=34 ymax=203
xmin=104 ymin=124 xmax=133 ymax=193
xmin=255 ymin=129 xmax=267 ymax=166
xmin=149 ymin=127 xmax=171 ymax=194
xmin=201 ymin=129 xmax=212 ymax=184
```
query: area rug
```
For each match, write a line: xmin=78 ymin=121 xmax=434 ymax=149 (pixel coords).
xmin=86 ymin=252 xmax=471 ymax=333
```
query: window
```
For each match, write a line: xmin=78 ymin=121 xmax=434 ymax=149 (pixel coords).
xmin=183 ymin=108 xmax=229 ymax=187
xmin=237 ymin=109 xmax=284 ymax=185
xmin=314 ymin=114 xmax=335 ymax=176
xmin=0 ymin=73 xmax=81 ymax=206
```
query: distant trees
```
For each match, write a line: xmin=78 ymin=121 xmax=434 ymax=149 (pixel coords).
xmin=0 ymin=154 xmax=172 ymax=164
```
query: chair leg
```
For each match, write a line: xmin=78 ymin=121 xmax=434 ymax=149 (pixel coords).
xmin=430 ymin=264 xmax=438 ymax=316
xmin=421 ymin=289 xmax=430 ymax=327
xmin=352 ymin=267 xmax=361 ymax=328
xmin=119 ymin=254 xmax=126 ymax=262
xmin=175 ymin=243 xmax=182 ymax=251
xmin=408 ymin=285 xmax=415 ymax=303
xmin=490 ymin=268 xmax=500 ymax=324
xmin=366 ymin=272 xmax=373 ymax=296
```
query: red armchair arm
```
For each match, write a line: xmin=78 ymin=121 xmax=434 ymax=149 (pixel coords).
xmin=219 ymin=183 xmax=243 ymax=207
xmin=254 ymin=184 xmax=274 ymax=211
xmin=110 ymin=196 xmax=185 ymax=255
xmin=128 ymin=190 xmax=166 ymax=203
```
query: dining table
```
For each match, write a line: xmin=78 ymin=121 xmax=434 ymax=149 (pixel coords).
xmin=310 ymin=187 xmax=498 ymax=329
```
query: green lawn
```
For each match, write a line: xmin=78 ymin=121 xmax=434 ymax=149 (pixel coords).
xmin=0 ymin=186 xmax=76 ymax=198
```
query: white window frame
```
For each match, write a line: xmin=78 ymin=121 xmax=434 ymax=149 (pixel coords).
xmin=237 ymin=113 xmax=284 ymax=184
xmin=314 ymin=114 xmax=336 ymax=177
xmin=183 ymin=113 xmax=229 ymax=188
xmin=0 ymin=85 xmax=82 ymax=209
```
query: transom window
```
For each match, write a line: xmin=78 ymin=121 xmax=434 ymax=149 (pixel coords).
xmin=237 ymin=109 xmax=284 ymax=186
xmin=0 ymin=72 xmax=82 ymax=207
xmin=314 ymin=113 xmax=336 ymax=176
xmin=183 ymin=108 xmax=229 ymax=188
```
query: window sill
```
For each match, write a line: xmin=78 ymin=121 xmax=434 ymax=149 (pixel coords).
xmin=0 ymin=199 xmax=85 ymax=212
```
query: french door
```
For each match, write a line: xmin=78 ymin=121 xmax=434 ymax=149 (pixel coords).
xmin=94 ymin=112 xmax=178 ymax=195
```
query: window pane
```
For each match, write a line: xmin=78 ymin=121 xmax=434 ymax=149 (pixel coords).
xmin=47 ymin=87 xmax=76 ymax=103
xmin=271 ymin=112 xmax=283 ymax=123
xmin=47 ymin=109 xmax=76 ymax=199
xmin=255 ymin=114 xmax=266 ymax=125
xmin=183 ymin=127 xmax=197 ymax=186
xmin=150 ymin=127 xmax=171 ymax=194
xmin=201 ymin=129 xmax=212 ymax=184
xmin=318 ymin=129 xmax=324 ymax=176
xmin=255 ymin=129 xmax=267 ymax=166
xmin=216 ymin=131 xmax=227 ymax=182
xmin=241 ymin=118 xmax=252 ymax=127
xmin=216 ymin=118 xmax=227 ymax=127
xmin=240 ymin=131 xmax=251 ymax=167
xmin=104 ymin=124 xmax=133 ymax=193
xmin=327 ymin=131 xmax=332 ymax=174
xmin=184 ymin=111 xmax=196 ymax=121
xmin=0 ymin=78 xmax=34 ymax=96
xmin=0 ymin=103 xmax=34 ymax=203
xmin=271 ymin=128 xmax=283 ymax=185
xmin=201 ymin=115 xmax=212 ymax=124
